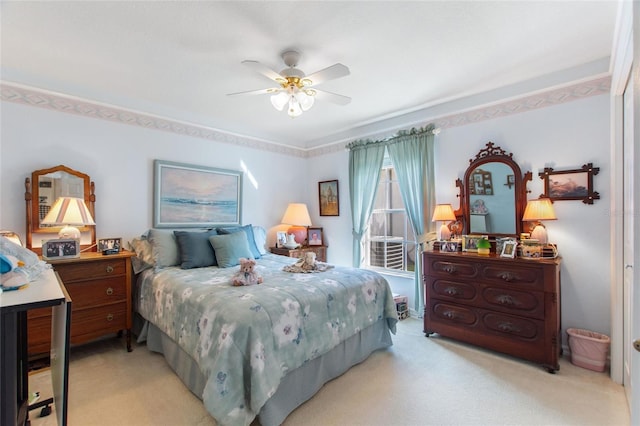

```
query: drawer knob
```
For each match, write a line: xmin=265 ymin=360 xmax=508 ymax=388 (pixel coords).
xmin=443 ymin=311 xmax=456 ymax=320
xmin=444 ymin=287 xmax=460 ymax=296
xmin=106 ymin=287 xmax=114 ymax=296
xmin=106 ymin=313 xmax=114 ymax=322
xmin=442 ymin=264 xmax=457 ymax=274
xmin=498 ymin=272 xmax=515 ymax=282
xmin=106 ymin=265 xmax=114 ymax=273
xmin=496 ymin=295 xmax=515 ymax=305
xmin=498 ymin=322 xmax=519 ymax=333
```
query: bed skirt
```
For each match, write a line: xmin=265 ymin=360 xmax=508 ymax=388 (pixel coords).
xmin=141 ymin=318 xmax=393 ymax=425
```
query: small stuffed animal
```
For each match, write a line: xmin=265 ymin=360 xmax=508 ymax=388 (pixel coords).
xmin=231 ymin=258 xmax=263 ymax=286
xmin=299 ymin=251 xmax=317 ymax=271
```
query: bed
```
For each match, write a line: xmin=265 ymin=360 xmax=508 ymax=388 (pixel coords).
xmin=130 ymin=226 xmax=398 ymax=426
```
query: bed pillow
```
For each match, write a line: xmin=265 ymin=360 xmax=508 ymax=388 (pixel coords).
xmin=174 ymin=229 xmax=218 ymax=269
xmin=252 ymin=225 xmax=268 ymax=256
xmin=217 ymin=224 xmax=261 ymax=259
xmin=148 ymin=229 xmax=180 ymax=268
xmin=208 ymin=232 xmax=253 ymax=268
xmin=128 ymin=236 xmax=155 ymax=273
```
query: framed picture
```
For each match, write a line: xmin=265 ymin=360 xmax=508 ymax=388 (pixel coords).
xmin=500 ymin=240 xmax=517 ymax=258
xmin=318 ymin=180 xmax=339 ymax=216
xmin=42 ymin=238 xmax=80 ymax=260
xmin=307 ymin=227 xmax=323 ymax=246
xmin=154 ymin=160 xmax=242 ymax=228
xmin=539 ymin=163 xmax=600 ymax=204
xmin=462 ymin=235 xmax=485 ymax=252
xmin=440 ymin=241 xmax=459 ymax=253
xmin=521 ymin=241 xmax=543 ymax=259
xmin=98 ymin=237 xmax=121 ymax=254
xmin=276 ymin=231 xmax=287 ymax=248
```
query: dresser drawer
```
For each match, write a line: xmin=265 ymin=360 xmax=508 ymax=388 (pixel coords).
xmin=71 ymin=303 xmax=127 ymax=343
xmin=482 ymin=311 xmax=543 ymax=341
xmin=54 ymin=258 xmax=127 ymax=282
xmin=65 ymin=276 xmax=127 ymax=310
xmin=427 ymin=258 xmax=478 ymax=279
xmin=431 ymin=301 xmax=478 ymax=326
xmin=481 ymin=264 xmax=544 ymax=290
xmin=481 ymin=286 xmax=544 ymax=319
xmin=431 ymin=279 xmax=477 ymax=302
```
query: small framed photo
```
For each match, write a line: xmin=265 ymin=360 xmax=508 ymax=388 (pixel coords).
xmin=307 ymin=227 xmax=323 ymax=246
xmin=98 ymin=238 xmax=121 ymax=254
xmin=42 ymin=238 xmax=80 ymax=260
xmin=462 ymin=235 xmax=485 ymax=252
xmin=276 ymin=231 xmax=287 ymax=248
xmin=500 ymin=240 xmax=517 ymax=258
xmin=521 ymin=241 xmax=543 ymax=259
xmin=440 ymin=241 xmax=459 ymax=253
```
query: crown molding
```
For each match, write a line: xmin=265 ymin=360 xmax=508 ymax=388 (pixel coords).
xmin=1 ymin=76 xmax=610 ymax=159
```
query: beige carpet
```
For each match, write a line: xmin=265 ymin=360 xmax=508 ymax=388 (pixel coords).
xmin=29 ymin=318 xmax=629 ymax=426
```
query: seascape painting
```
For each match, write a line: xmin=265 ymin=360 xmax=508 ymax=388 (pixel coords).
xmin=154 ymin=160 xmax=242 ymax=228
xmin=548 ymin=172 xmax=588 ymax=198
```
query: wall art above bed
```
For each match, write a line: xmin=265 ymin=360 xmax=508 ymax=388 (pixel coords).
xmin=153 ymin=160 xmax=243 ymax=228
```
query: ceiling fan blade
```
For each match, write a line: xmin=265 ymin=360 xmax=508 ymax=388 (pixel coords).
xmin=226 ymin=87 xmax=281 ymax=97
xmin=304 ymin=63 xmax=350 ymax=86
xmin=241 ymin=60 xmax=285 ymax=83
xmin=313 ymin=89 xmax=351 ymax=105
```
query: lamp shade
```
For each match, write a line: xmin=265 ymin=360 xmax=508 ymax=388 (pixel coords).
xmin=522 ymin=198 xmax=556 ymax=244
xmin=41 ymin=197 xmax=95 ymax=239
xmin=282 ymin=203 xmax=312 ymax=245
xmin=431 ymin=204 xmax=456 ymax=241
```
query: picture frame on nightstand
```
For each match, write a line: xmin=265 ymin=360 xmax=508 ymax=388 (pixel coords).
xmin=42 ymin=238 xmax=80 ymax=260
xmin=98 ymin=237 xmax=122 ymax=255
xmin=307 ymin=227 xmax=323 ymax=246
xmin=276 ymin=231 xmax=287 ymax=248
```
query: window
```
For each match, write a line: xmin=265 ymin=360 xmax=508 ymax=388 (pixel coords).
xmin=364 ymin=152 xmax=417 ymax=274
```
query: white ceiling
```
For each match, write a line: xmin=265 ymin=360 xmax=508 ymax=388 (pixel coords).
xmin=1 ymin=1 xmax=619 ymax=150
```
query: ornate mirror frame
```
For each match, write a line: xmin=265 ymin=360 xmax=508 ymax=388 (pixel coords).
xmin=25 ymin=164 xmax=96 ymax=253
xmin=454 ymin=142 xmax=531 ymax=238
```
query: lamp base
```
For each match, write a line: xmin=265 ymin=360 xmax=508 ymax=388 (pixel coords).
xmin=58 ymin=225 xmax=81 ymax=240
xmin=530 ymin=224 xmax=548 ymax=245
xmin=439 ymin=223 xmax=451 ymax=241
xmin=287 ymin=226 xmax=308 ymax=245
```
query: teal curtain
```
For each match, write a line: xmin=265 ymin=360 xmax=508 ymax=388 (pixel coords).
xmin=387 ymin=126 xmax=436 ymax=315
xmin=347 ymin=140 xmax=385 ymax=267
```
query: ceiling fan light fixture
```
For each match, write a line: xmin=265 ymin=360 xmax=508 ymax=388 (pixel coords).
xmin=296 ymin=91 xmax=315 ymax=111
xmin=288 ymin=96 xmax=303 ymax=118
xmin=270 ymin=91 xmax=289 ymax=111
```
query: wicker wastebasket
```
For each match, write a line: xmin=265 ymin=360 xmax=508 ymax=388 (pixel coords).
xmin=567 ymin=328 xmax=610 ymax=372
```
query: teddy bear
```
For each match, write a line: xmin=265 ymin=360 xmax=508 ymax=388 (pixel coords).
xmin=231 ymin=258 xmax=263 ymax=286
xmin=299 ymin=251 xmax=317 ymax=271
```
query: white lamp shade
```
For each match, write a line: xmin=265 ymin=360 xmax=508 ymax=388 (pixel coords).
xmin=41 ymin=197 xmax=95 ymax=239
xmin=431 ymin=204 xmax=456 ymax=222
xmin=522 ymin=198 xmax=557 ymax=221
xmin=281 ymin=203 xmax=312 ymax=226
xmin=296 ymin=91 xmax=315 ymax=111
xmin=270 ymin=91 xmax=289 ymax=111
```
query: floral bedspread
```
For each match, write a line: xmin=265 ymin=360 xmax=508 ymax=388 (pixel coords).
xmin=136 ymin=253 xmax=397 ymax=426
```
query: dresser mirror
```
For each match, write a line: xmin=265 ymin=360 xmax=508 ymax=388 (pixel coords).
xmin=25 ymin=164 xmax=96 ymax=252
xmin=455 ymin=142 xmax=531 ymax=238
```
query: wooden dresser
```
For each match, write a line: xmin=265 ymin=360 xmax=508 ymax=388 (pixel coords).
xmin=271 ymin=245 xmax=327 ymax=262
xmin=28 ymin=251 xmax=134 ymax=357
xmin=422 ymin=250 xmax=561 ymax=372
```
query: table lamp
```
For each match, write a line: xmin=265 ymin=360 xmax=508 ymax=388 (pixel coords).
xmin=41 ymin=196 xmax=96 ymax=239
xmin=431 ymin=204 xmax=456 ymax=241
xmin=281 ymin=203 xmax=312 ymax=245
xmin=522 ymin=198 xmax=557 ymax=244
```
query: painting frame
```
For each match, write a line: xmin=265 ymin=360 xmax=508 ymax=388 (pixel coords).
xmin=276 ymin=231 xmax=287 ymax=248
xmin=440 ymin=241 xmax=459 ymax=253
xmin=539 ymin=163 xmax=600 ymax=204
xmin=462 ymin=235 xmax=485 ymax=252
xmin=307 ymin=227 xmax=324 ymax=246
xmin=42 ymin=238 xmax=80 ymax=260
xmin=153 ymin=160 xmax=242 ymax=228
xmin=318 ymin=180 xmax=339 ymax=216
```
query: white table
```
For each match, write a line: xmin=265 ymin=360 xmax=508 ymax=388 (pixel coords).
xmin=0 ymin=268 xmax=71 ymax=426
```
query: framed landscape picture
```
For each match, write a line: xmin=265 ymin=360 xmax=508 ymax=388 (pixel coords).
xmin=153 ymin=160 xmax=242 ymax=228
xmin=539 ymin=163 xmax=600 ymax=204
xmin=319 ymin=180 xmax=339 ymax=216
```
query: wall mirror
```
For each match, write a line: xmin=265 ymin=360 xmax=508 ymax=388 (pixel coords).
xmin=25 ymin=164 xmax=96 ymax=252
xmin=454 ymin=142 xmax=531 ymax=238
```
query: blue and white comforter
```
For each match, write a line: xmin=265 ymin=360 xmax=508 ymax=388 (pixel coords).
xmin=137 ymin=253 xmax=397 ymax=426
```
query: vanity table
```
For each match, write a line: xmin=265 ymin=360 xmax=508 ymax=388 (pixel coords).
xmin=427 ymin=142 xmax=562 ymax=373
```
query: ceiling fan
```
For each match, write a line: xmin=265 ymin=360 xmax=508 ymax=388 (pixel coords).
xmin=227 ymin=50 xmax=351 ymax=118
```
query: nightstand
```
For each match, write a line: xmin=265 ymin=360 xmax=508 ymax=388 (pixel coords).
xmin=28 ymin=251 xmax=135 ymax=357
xmin=271 ymin=246 xmax=327 ymax=262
